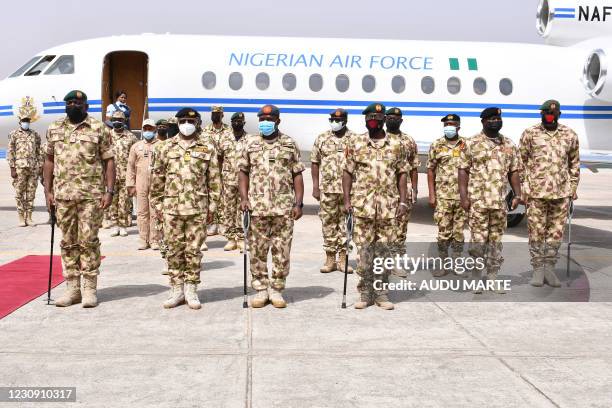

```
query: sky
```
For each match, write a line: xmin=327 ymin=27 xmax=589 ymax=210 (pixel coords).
xmin=0 ymin=0 xmax=542 ymax=78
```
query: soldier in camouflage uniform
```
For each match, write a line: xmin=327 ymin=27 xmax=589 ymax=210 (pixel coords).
xmin=150 ymin=108 xmax=221 ymax=309
xmin=43 ymin=90 xmax=115 ymax=308
xmin=239 ymin=104 xmax=305 ymax=308
xmin=458 ymin=107 xmax=522 ymax=294
xmin=218 ymin=112 xmax=250 ymax=252
xmin=107 ymin=111 xmax=138 ymax=237
xmin=150 ymin=119 xmax=172 ymax=274
xmin=8 ymin=114 xmax=41 ymax=226
xmin=39 ymin=141 xmax=52 ymax=224
xmin=520 ymin=100 xmax=580 ymax=287
xmin=427 ymin=114 xmax=468 ymax=276
xmin=343 ymin=103 xmax=409 ymax=310
xmin=311 ymin=108 xmax=356 ymax=274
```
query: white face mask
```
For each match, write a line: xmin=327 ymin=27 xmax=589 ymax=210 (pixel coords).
xmin=20 ymin=122 xmax=30 ymax=131
xmin=179 ymin=123 xmax=196 ymax=137
xmin=330 ymin=121 xmax=344 ymax=132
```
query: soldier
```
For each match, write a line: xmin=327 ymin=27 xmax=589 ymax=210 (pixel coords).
xmin=427 ymin=114 xmax=468 ymax=277
xmin=167 ymin=117 xmax=180 ymax=138
xmin=127 ymin=119 xmax=161 ymax=250
xmin=39 ymin=140 xmax=52 ymax=224
xmin=43 ymin=90 xmax=115 ymax=308
xmin=8 ymin=113 xmax=41 ymax=226
xmin=520 ymin=100 xmax=580 ymax=287
xmin=217 ymin=112 xmax=250 ymax=251
xmin=458 ymin=107 xmax=522 ymax=294
xmin=343 ymin=103 xmax=409 ymax=310
xmin=311 ymin=108 xmax=356 ymax=274
xmin=239 ymin=104 xmax=305 ymax=308
xmin=155 ymin=119 xmax=170 ymax=141
xmin=150 ymin=108 xmax=220 ymax=309
xmin=108 ymin=111 xmax=138 ymax=237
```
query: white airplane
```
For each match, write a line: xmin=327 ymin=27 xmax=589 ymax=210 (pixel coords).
xmin=1 ymin=0 xmax=611 ymax=226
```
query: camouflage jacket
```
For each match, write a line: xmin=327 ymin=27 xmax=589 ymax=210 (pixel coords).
xmin=310 ymin=129 xmax=356 ymax=194
xmin=238 ymin=132 xmax=305 ymax=217
xmin=519 ymin=123 xmax=580 ymax=199
xmin=46 ymin=116 xmax=114 ymax=200
xmin=8 ymin=128 xmax=41 ymax=169
xmin=458 ymin=132 xmax=521 ymax=210
xmin=202 ymin=123 xmax=229 ymax=147
xmin=218 ymin=131 xmax=250 ymax=187
xmin=149 ymin=134 xmax=221 ymax=216
xmin=111 ymin=129 xmax=138 ymax=181
xmin=387 ymin=130 xmax=420 ymax=172
xmin=343 ymin=132 xmax=409 ymax=219
xmin=427 ymin=136 xmax=467 ymax=201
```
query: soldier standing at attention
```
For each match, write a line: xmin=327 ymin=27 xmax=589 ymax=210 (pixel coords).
xmin=343 ymin=103 xmax=409 ymax=310
xmin=311 ymin=108 xmax=356 ymax=274
xmin=239 ymin=105 xmax=305 ymax=308
xmin=150 ymin=108 xmax=221 ymax=310
xmin=458 ymin=107 xmax=522 ymax=294
xmin=427 ymin=114 xmax=468 ymax=276
xmin=43 ymin=90 xmax=115 ymax=308
xmin=520 ymin=100 xmax=580 ymax=287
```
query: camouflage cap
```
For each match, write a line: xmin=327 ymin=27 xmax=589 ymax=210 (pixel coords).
xmin=231 ymin=112 xmax=245 ymax=121
xmin=155 ymin=119 xmax=169 ymax=126
xmin=142 ymin=118 xmax=156 ymax=128
xmin=441 ymin=113 xmax=461 ymax=123
xmin=175 ymin=107 xmax=201 ymax=119
xmin=167 ymin=117 xmax=178 ymax=124
xmin=63 ymin=90 xmax=87 ymax=102
xmin=211 ymin=105 xmax=224 ymax=113
xmin=540 ymin=99 xmax=561 ymax=111
xmin=480 ymin=107 xmax=502 ymax=119
xmin=330 ymin=108 xmax=348 ymax=119
xmin=385 ymin=107 xmax=402 ymax=117
xmin=111 ymin=111 xmax=126 ymax=120
xmin=362 ymin=103 xmax=386 ymax=115
xmin=257 ymin=104 xmax=280 ymax=117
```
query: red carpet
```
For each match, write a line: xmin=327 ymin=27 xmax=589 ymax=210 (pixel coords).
xmin=0 ymin=255 xmax=64 ymax=319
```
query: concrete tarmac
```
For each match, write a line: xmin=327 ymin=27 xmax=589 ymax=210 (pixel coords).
xmin=1 ymin=159 xmax=612 ymax=408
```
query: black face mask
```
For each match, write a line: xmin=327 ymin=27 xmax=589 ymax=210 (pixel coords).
xmin=386 ymin=119 xmax=402 ymax=133
xmin=157 ymin=128 xmax=168 ymax=137
xmin=211 ymin=113 xmax=222 ymax=124
xmin=112 ymin=121 xmax=124 ymax=130
xmin=231 ymin=122 xmax=244 ymax=132
xmin=168 ymin=124 xmax=179 ymax=138
xmin=484 ymin=121 xmax=503 ymax=134
xmin=66 ymin=106 xmax=87 ymax=123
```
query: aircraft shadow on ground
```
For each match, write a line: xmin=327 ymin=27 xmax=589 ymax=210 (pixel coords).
xmin=97 ymin=284 xmax=167 ymax=302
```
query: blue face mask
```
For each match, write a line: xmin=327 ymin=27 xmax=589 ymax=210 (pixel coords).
xmin=142 ymin=131 xmax=155 ymax=140
xmin=443 ymin=126 xmax=458 ymax=139
xmin=258 ymin=120 xmax=276 ymax=136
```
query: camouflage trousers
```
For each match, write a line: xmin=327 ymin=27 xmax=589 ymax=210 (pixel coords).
xmin=136 ymin=188 xmax=160 ymax=244
xmin=249 ymin=215 xmax=294 ymax=291
xmin=353 ymin=216 xmax=398 ymax=296
xmin=55 ymin=199 xmax=103 ymax=278
xmin=319 ymin=192 xmax=348 ymax=253
xmin=223 ymin=184 xmax=243 ymax=241
xmin=12 ymin=167 xmax=38 ymax=215
xmin=527 ymin=197 xmax=570 ymax=268
xmin=434 ymin=199 xmax=467 ymax=256
xmin=109 ymin=178 xmax=132 ymax=227
xmin=468 ymin=208 xmax=506 ymax=273
xmin=163 ymin=213 xmax=206 ymax=285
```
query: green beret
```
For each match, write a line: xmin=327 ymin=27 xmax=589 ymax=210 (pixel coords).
xmin=257 ymin=104 xmax=280 ymax=117
xmin=231 ymin=112 xmax=245 ymax=121
xmin=540 ymin=99 xmax=561 ymax=111
xmin=362 ymin=103 xmax=386 ymax=115
xmin=330 ymin=108 xmax=348 ymax=119
xmin=385 ymin=107 xmax=402 ymax=117
xmin=480 ymin=107 xmax=502 ymax=119
xmin=63 ymin=90 xmax=87 ymax=102
xmin=156 ymin=119 xmax=169 ymax=126
xmin=441 ymin=114 xmax=461 ymax=123
xmin=175 ymin=107 xmax=201 ymax=119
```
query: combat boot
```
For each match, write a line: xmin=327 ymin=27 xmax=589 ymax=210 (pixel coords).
xmin=207 ymin=224 xmax=218 ymax=236
xmin=82 ymin=276 xmax=98 ymax=308
xmin=163 ymin=284 xmax=185 ymax=308
xmin=486 ymin=271 xmax=506 ymax=294
xmin=529 ymin=267 xmax=545 ymax=287
xmin=320 ymin=252 xmax=337 ymax=273
xmin=119 ymin=227 xmax=128 ymax=237
xmin=25 ymin=212 xmax=34 ymax=226
xmin=102 ymin=219 xmax=112 ymax=229
xmin=150 ymin=242 xmax=160 ymax=250
xmin=269 ymin=288 xmax=287 ymax=308
xmin=224 ymin=240 xmax=238 ymax=251
xmin=138 ymin=239 xmax=149 ymax=250
xmin=472 ymin=269 xmax=483 ymax=294
xmin=55 ymin=277 xmax=81 ymax=307
xmin=18 ymin=213 xmax=26 ymax=227
xmin=374 ymin=293 xmax=395 ymax=310
xmin=337 ymin=250 xmax=354 ymax=274
xmin=110 ymin=227 xmax=120 ymax=237
xmin=432 ymin=268 xmax=448 ymax=278
xmin=238 ymin=241 xmax=245 ymax=253
xmin=200 ymin=241 xmax=208 ymax=251
xmin=543 ymin=264 xmax=561 ymax=287
xmin=251 ymin=289 xmax=268 ymax=308
xmin=354 ymin=292 xmax=373 ymax=309
xmin=184 ymin=283 xmax=202 ymax=310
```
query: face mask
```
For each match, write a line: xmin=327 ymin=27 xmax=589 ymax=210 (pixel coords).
xmin=232 ymin=122 xmax=244 ymax=132
xmin=179 ymin=123 xmax=196 ymax=137
xmin=386 ymin=119 xmax=401 ymax=133
xmin=20 ymin=122 xmax=30 ymax=131
xmin=157 ymin=128 xmax=168 ymax=137
xmin=112 ymin=121 xmax=124 ymax=130
xmin=168 ymin=124 xmax=179 ymax=138
xmin=211 ymin=113 xmax=222 ymax=124
xmin=443 ymin=126 xmax=458 ymax=139
xmin=330 ymin=121 xmax=344 ymax=132
xmin=66 ymin=106 xmax=87 ymax=123
xmin=258 ymin=120 xmax=276 ymax=136
xmin=142 ymin=131 xmax=155 ymax=140
xmin=366 ymin=119 xmax=383 ymax=132
xmin=484 ymin=121 xmax=503 ymax=133
xmin=542 ymin=113 xmax=558 ymax=127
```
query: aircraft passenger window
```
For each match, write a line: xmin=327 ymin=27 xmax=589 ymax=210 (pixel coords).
xmin=391 ymin=75 xmax=405 ymax=93
xmin=202 ymin=71 xmax=216 ymax=89
xmin=447 ymin=77 xmax=461 ymax=94
xmin=282 ymin=73 xmax=296 ymax=91
xmin=362 ymin=75 xmax=376 ymax=93
xmin=499 ymin=78 xmax=513 ymax=95
xmin=335 ymin=74 xmax=349 ymax=92
xmin=44 ymin=55 xmax=75 ymax=75
xmin=421 ymin=76 xmax=435 ymax=94
xmin=9 ymin=56 xmax=41 ymax=78
xmin=309 ymin=74 xmax=323 ymax=92
xmin=256 ymin=72 xmax=270 ymax=90
xmin=473 ymin=77 xmax=487 ymax=95
xmin=24 ymin=55 xmax=56 ymax=76
xmin=229 ymin=72 xmax=243 ymax=91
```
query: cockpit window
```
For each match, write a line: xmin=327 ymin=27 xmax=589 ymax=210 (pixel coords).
xmin=9 ymin=56 xmax=41 ymax=78
xmin=24 ymin=55 xmax=56 ymax=76
xmin=44 ymin=55 xmax=75 ymax=75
